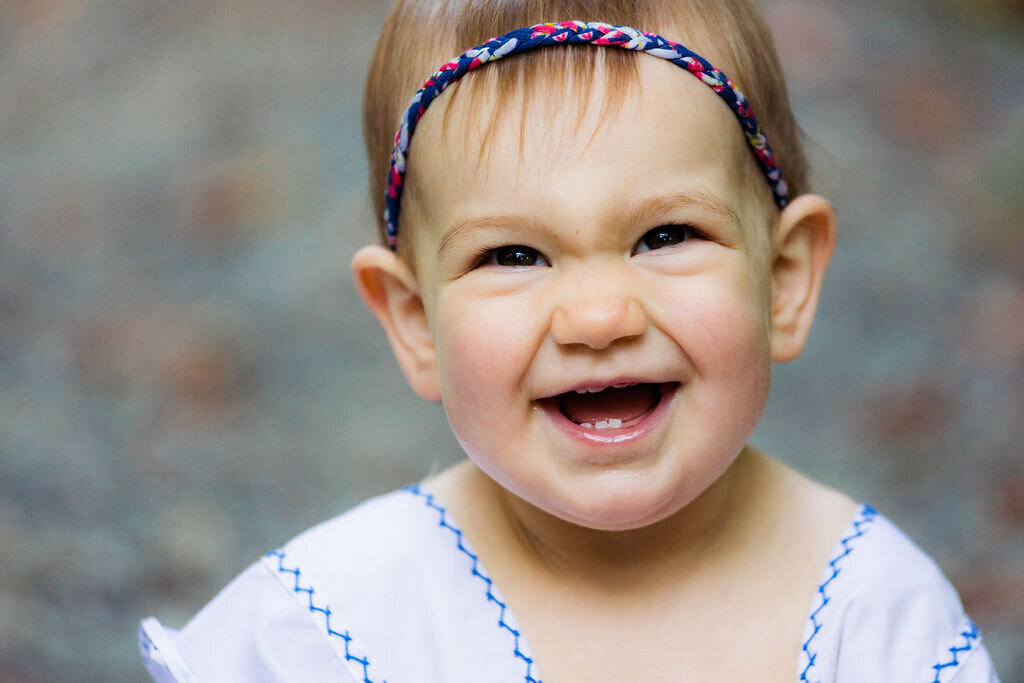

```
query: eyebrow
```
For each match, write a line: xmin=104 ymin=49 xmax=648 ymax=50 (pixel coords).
xmin=625 ymin=189 xmax=740 ymax=229
xmin=438 ymin=214 xmax=547 ymax=258
xmin=437 ymin=188 xmax=739 ymax=257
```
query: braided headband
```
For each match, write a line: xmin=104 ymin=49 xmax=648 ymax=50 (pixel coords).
xmin=384 ymin=21 xmax=790 ymax=249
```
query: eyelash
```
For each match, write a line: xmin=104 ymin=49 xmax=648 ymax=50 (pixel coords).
xmin=472 ymin=225 xmax=703 ymax=269
xmin=474 ymin=245 xmax=551 ymax=268
xmin=632 ymin=224 xmax=702 ymax=254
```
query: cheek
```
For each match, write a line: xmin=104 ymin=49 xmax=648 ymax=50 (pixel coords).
xmin=691 ymin=297 xmax=770 ymax=372
xmin=433 ymin=290 xmax=540 ymax=428
xmin=667 ymin=268 xmax=772 ymax=413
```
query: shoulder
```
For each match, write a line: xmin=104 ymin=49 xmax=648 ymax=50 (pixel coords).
xmin=140 ymin=489 xmax=420 ymax=682
xmin=798 ymin=505 xmax=1000 ymax=683
xmin=140 ymin=485 xmax=537 ymax=683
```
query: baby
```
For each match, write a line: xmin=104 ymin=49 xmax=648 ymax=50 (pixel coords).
xmin=140 ymin=1 xmax=1001 ymax=681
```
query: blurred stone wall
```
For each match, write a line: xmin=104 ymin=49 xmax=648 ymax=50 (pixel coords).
xmin=0 ymin=0 xmax=1020 ymax=680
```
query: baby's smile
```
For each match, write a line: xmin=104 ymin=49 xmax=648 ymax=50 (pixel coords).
xmin=544 ymin=381 xmax=675 ymax=431
xmin=536 ymin=380 xmax=681 ymax=449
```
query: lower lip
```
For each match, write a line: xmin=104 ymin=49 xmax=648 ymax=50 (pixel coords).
xmin=539 ymin=383 xmax=679 ymax=454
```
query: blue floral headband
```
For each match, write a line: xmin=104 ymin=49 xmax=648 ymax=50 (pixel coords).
xmin=384 ymin=21 xmax=790 ymax=249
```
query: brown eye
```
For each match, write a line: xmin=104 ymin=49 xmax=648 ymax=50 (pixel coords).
xmin=488 ymin=245 xmax=549 ymax=267
xmin=636 ymin=225 xmax=694 ymax=253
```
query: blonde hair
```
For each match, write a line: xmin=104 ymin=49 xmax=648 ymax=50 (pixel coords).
xmin=363 ymin=0 xmax=808 ymax=256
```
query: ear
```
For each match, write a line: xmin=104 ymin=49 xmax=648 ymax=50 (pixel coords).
xmin=351 ymin=245 xmax=441 ymax=401
xmin=769 ymin=194 xmax=837 ymax=362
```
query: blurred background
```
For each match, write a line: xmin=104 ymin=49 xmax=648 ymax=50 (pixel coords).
xmin=0 ymin=0 xmax=1021 ymax=680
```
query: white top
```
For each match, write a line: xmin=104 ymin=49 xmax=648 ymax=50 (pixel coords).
xmin=140 ymin=485 xmax=1001 ymax=682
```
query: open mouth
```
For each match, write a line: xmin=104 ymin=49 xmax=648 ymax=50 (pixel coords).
xmin=545 ymin=382 xmax=677 ymax=431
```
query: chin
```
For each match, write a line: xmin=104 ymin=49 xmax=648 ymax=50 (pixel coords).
xmin=541 ymin=474 xmax=699 ymax=532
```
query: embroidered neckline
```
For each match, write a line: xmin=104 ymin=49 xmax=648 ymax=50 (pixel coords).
xmin=265 ymin=549 xmax=382 ymax=683
xmin=798 ymin=503 xmax=879 ymax=683
xmin=404 ymin=484 xmax=542 ymax=683
xmin=403 ymin=488 xmax=884 ymax=683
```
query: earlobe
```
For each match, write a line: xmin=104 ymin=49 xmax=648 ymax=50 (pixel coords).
xmin=769 ymin=194 xmax=837 ymax=363
xmin=351 ymin=246 xmax=441 ymax=401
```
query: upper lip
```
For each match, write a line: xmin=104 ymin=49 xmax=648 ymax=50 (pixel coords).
xmin=537 ymin=376 xmax=672 ymax=400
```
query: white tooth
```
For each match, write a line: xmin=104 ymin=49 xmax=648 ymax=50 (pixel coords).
xmin=575 ymin=388 xmax=588 ymax=394
xmin=580 ymin=422 xmax=593 ymax=429
xmin=613 ymin=383 xmax=629 ymax=389
xmin=588 ymin=387 xmax=603 ymax=393
xmin=595 ymin=420 xmax=610 ymax=430
xmin=608 ymin=418 xmax=622 ymax=428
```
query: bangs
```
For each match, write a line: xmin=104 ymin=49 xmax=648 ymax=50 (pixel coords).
xmin=441 ymin=0 xmax=657 ymax=149
xmin=415 ymin=46 xmax=641 ymax=200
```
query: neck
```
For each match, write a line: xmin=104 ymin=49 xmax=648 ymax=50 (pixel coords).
xmin=471 ymin=448 xmax=761 ymax=591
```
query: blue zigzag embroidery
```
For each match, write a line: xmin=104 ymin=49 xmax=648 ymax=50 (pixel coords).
xmin=404 ymin=484 xmax=542 ymax=683
xmin=138 ymin=626 xmax=153 ymax=655
xmin=799 ymin=504 xmax=879 ymax=683
xmin=929 ymin=619 xmax=980 ymax=683
xmin=265 ymin=549 xmax=381 ymax=683
xmin=138 ymin=623 xmax=156 ymax=659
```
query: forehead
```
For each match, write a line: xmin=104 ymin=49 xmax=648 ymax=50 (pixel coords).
xmin=402 ymin=56 xmax=766 ymax=252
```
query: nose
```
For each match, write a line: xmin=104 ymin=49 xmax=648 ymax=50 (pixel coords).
xmin=550 ymin=276 xmax=648 ymax=350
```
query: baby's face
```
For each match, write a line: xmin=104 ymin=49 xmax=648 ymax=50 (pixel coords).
xmin=405 ymin=57 xmax=777 ymax=530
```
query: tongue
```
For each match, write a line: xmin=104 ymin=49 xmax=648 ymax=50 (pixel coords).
xmin=557 ymin=384 xmax=659 ymax=425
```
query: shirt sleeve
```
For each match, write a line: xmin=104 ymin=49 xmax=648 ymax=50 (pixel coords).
xmin=139 ymin=560 xmax=361 ymax=682
xmin=933 ymin=614 xmax=1001 ymax=683
xmin=139 ymin=617 xmax=197 ymax=683
xmin=826 ymin=515 xmax=1002 ymax=683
